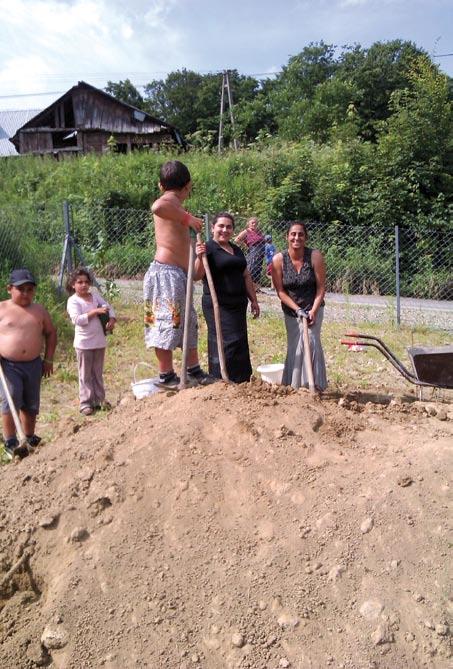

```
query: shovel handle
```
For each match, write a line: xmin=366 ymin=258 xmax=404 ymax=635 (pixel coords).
xmin=179 ymin=237 xmax=196 ymax=389
xmin=0 ymin=359 xmax=27 ymax=444
xmin=301 ymin=316 xmax=316 ymax=394
xmin=197 ymin=233 xmax=229 ymax=382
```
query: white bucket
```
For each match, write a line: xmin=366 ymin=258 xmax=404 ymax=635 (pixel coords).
xmin=256 ymin=363 xmax=284 ymax=385
xmin=131 ymin=363 xmax=160 ymax=399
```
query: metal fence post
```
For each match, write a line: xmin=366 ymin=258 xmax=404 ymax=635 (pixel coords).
xmin=57 ymin=201 xmax=72 ymax=294
xmin=63 ymin=201 xmax=73 ymax=273
xmin=395 ymin=225 xmax=401 ymax=326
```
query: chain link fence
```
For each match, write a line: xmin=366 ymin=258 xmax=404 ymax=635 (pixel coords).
xmin=0 ymin=203 xmax=452 ymax=326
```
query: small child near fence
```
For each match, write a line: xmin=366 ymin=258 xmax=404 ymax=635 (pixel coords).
xmin=66 ymin=267 xmax=116 ymax=415
xmin=265 ymin=234 xmax=277 ymax=289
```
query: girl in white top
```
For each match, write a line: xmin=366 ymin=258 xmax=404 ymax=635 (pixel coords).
xmin=66 ymin=267 xmax=116 ymax=415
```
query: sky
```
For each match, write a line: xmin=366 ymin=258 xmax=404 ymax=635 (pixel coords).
xmin=1 ymin=0 xmax=452 ymax=111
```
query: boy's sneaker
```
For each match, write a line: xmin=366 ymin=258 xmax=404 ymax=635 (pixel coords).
xmin=155 ymin=371 xmax=180 ymax=390
xmin=187 ymin=366 xmax=216 ymax=386
xmin=26 ymin=435 xmax=42 ymax=448
xmin=4 ymin=437 xmax=29 ymax=460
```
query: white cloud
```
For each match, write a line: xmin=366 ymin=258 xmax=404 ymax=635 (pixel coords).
xmin=0 ymin=0 xmax=186 ymax=108
xmin=121 ymin=24 xmax=134 ymax=40
xmin=339 ymin=0 xmax=370 ymax=6
xmin=0 ymin=0 xmax=452 ymax=110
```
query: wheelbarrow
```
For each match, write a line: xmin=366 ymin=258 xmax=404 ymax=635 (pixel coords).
xmin=341 ymin=333 xmax=453 ymax=391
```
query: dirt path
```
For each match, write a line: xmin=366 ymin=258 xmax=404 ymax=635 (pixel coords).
xmin=0 ymin=381 xmax=451 ymax=668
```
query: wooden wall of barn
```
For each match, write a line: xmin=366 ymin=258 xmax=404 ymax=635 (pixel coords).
xmin=73 ymin=89 xmax=163 ymax=134
xmin=19 ymin=131 xmax=52 ymax=153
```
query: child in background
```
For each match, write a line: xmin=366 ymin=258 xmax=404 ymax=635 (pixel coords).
xmin=265 ymin=234 xmax=277 ymax=289
xmin=0 ymin=268 xmax=57 ymax=459
xmin=66 ymin=267 xmax=116 ymax=415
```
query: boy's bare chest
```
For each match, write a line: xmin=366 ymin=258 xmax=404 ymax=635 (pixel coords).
xmin=0 ymin=305 xmax=42 ymax=333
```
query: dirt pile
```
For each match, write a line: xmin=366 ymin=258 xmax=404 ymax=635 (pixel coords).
xmin=0 ymin=381 xmax=452 ymax=669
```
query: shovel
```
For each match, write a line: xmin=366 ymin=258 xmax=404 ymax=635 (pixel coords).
xmin=297 ymin=310 xmax=316 ymax=395
xmin=0 ymin=358 xmax=30 ymax=458
xmin=179 ymin=233 xmax=196 ymax=390
xmin=196 ymin=233 xmax=229 ymax=382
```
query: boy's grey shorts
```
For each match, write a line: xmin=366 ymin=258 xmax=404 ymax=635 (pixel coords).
xmin=143 ymin=261 xmax=198 ymax=351
xmin=0 ymin=357 xmax=42 ymax=415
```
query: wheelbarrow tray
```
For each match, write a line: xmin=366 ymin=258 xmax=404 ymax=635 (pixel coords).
xmin=407 ymin=345 xmax=453 ymax=388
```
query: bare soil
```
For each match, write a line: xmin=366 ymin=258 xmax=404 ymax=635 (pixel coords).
xmin=0 ymin=380 xmax=451 ymax=669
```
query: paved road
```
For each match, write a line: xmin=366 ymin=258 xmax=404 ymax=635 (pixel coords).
xmin=104 ymin=280 xmax=453 ymax=332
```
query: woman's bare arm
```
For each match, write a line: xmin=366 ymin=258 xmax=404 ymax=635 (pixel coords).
xmin=243 ymin=270 xmax=260 ymax=318
xmin=233 ymin=229 xmax=248 ymax=245
xmin=309 ymin=249 xmax=326 ymax=323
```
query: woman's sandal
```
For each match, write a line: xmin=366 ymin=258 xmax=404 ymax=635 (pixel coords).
xmin=80 ymin=407 xmax=94 ymax=416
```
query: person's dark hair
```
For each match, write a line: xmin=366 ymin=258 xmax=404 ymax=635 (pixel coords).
xmin=66 ymin=266 xmax=92 ymax=294
xmin=211 ymin=212 xmax=235 ymax=228
xmin=286 ymin=220 xmax=308 ymax=237
xmin=159 ymin=160 xmax=191 ymax=190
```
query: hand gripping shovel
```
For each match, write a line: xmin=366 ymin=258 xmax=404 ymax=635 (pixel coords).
xmin=0 ymin=358 xmax=30 ymax=458
xmin=297 ymin=310 xmax=316 ymax=395
xmin=196 ymin=233 xmax=229 ymax=382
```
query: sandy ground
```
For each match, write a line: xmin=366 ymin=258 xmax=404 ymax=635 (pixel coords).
xmin=0 ymin=380 xmax=452 ymax=669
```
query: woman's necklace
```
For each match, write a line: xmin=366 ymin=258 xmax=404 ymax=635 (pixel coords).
xmin=217 ymin=241 xmax=234 ymax=254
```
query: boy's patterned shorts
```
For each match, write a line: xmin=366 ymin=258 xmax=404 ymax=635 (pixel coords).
xmin=143 ymin=261 xmax=198 ymax=351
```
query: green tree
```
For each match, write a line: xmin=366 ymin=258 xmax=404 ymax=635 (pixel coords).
xmin=144 ymin=69 xmax=261 ymax=145
xmin=337 ymin=40 xmax=426 ymax=140
xmin=144 ymin=69 xmax=204 ymax=135
xmin=105 ymin=79 xmax=146 ymax=110
xmin=271 ymin=41 xmax=338 ymax=139
xmin=376 ymin=55 xmax=453 ymax=212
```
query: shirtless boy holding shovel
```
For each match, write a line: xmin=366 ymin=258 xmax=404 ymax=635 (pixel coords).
xmin=0 ymin=269 xmax=57 ymax=458
xmin=144 ymin=160 xmax=213 ymax=388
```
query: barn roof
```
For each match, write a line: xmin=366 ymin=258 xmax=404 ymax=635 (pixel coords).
xmin=0 ymin=109 xmax=40 ymax=156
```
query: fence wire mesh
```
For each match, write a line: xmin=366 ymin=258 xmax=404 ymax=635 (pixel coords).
xmin=0 ymin=204 xmax=63 ymax=297
xmin=0 ymin=203 xmax=451 ymax=327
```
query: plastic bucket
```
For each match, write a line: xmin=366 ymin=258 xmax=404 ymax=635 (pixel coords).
xmin=131 ymin=363 xmax=159 ymax=399
xmin=256 ymin=363 xmax=284 ymax=385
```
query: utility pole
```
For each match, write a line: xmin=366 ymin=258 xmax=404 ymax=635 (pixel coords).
xmin=218 ymin=70 xmax=238 ymax=153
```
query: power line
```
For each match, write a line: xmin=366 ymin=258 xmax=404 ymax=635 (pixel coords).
xmin=0 ymin=91 xmax=64 ymax=100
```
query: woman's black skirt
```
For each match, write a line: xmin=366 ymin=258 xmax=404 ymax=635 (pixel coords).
xmin=202 ymin=295 xmax=252 ymax=383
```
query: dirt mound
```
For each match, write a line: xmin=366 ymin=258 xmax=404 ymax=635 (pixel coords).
xmin=0 ymin=381 xmax=452 ymax=669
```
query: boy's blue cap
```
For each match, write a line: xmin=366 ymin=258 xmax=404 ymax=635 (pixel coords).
xmin=9 ymin=269 xmax=37 ymax=286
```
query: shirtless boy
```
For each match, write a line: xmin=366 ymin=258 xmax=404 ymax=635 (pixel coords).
xmin=0 ymin=269 xmax=57 ymax=459
xmin=144 ymin=160 xmax=214 ymax=388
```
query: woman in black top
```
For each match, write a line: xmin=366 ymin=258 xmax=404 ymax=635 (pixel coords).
xmin=195 ymin=213 xmax=260 ymax=382
xmin=272 ymin=221 xmax=327 ymax=391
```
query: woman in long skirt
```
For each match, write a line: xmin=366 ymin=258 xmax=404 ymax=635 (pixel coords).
xmin=272 ymin=221 xmax=327 ymax=391
xmin=194 ymin=213 xmax=260 ymax=383
xmin=234 ymin=217 xmax=265 ymax=290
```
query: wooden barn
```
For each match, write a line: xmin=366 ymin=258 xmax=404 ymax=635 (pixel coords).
xmin=10 ymin=81 xmax=185 ymax=157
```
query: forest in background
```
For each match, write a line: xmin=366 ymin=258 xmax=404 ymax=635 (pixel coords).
xmin=0 ymin=40 xmax=452 ymax=300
